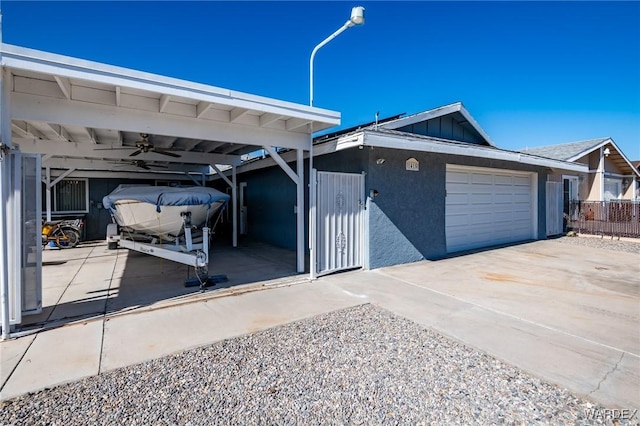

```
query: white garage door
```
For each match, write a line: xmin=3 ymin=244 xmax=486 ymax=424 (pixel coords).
xmin=446 ymin=165 xmax=536 ymax=253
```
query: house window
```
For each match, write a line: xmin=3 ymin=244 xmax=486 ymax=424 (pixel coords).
xmin=42 ymin=178 xmax=89 ymax=213
xmin=603 ymin=178 xmax=622 ymax=201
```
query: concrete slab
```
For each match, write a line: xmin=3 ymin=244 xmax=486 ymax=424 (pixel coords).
xmin=0 ymin=335 xmax=35 ymax=389
xmin=322 ymin=239 xmax=640 ymax=410
xmin=48 ymin=282 xmax=112 ymax=322
xmin=0 ymin=320 xmax=103 ymax=401
xmin=378 ymin=240 xmax=640 ymax=355
xmin=3 ymin=238 xmax=637 ymax=412
xmin=100 ymin=280 xmax=363 ymax=372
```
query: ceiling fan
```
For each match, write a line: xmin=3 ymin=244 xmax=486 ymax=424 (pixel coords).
xmin=128 ymin=133 xmax=182 ymax=158
xmin=95 ymin=133 xmax=182 ymax=158
xmin=112 ymin=159 xmax=169 ymax=170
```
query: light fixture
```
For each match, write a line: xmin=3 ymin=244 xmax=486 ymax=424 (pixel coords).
xmin=376 ymin=158 xmax=385 ymax=165
xmin=604 ymin=147 xmax=611 ymax=157
xmin=348 ymin=6 xmax=366 ymax=27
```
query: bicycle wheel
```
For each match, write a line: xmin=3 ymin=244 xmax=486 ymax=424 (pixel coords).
xmin=54 ymin=228 xmax=80 ymax=249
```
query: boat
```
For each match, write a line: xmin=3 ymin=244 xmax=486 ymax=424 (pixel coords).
xmin=103 ymin=185 xmax=230 ymax=240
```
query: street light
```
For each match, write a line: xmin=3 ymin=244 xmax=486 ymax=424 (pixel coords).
xmin=308 ymin=6 xmax=365 ymax=279
xmin=309 ymin=6 xmax=366 ymax=106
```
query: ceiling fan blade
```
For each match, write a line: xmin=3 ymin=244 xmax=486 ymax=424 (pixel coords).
xmin=129 ymin=149 xmax=143 ymax=157
xmin=148 ymin=164 xmax=169 ymax=169
xmin=153 ymin=148 xmax=182 ymax=158
xmin=94 ymin=147 xmax=137 ymax=151
xmin=140 ymin=164 xmax=151 ymax=170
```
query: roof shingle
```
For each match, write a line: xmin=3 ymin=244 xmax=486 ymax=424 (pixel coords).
xmin=518 ymin=138 xmax=609 ymax=161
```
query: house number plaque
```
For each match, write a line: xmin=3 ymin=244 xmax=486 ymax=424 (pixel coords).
xmin=406 ymin=158 xmax=419 ymax=172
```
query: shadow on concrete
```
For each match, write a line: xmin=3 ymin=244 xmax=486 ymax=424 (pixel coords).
xmin=18 ymin=238 xmax=305 ymax=332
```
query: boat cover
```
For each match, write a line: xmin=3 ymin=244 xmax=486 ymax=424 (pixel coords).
xmin=103 ymin=185 xmax=230 ymax=213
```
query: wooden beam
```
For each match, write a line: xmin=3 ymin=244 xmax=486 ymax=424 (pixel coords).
xmin=115 ymin=86 xmax=121 ymax=106
xmin=196 ymin=101 xmax=212 ymax=119
xmin=53 ymin=76 xmax=72 ymax=100
xmin=286 ymin=117 xmax=310 ymax=131
xmin=259 ymin=112 xmax=282 ymax=127
xmin=12 ymin=92 xmax=309 ymax=152
xmin=263 ymin=145 xmax=299 ymax=184
xmin=230 ymin=107 xmax=249 ymax=123
xmin=12 ymin=121 xmax=46 ymax=139
xmin=159 ymin=94 xmax=171 ymax=112
xmin=15 ymin=137 xmax=239 ymax=165
xmin=47 ymin=123 xmax=73 ymax=142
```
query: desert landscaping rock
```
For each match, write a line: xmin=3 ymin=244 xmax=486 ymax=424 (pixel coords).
xmin=556 ymin=234 xmax=640 ymax=254
xmin=0 ymin=304 xmax=609 ymax=425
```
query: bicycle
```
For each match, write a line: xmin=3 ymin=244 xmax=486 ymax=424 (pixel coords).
xmin=42 ymin=219 xmax=82 ymax=249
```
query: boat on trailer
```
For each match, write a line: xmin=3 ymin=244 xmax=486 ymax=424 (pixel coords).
xmin=103 ymin=185 xmax=230 ymax=288
xmin=103 ymin=185 xmax=229 ymax=240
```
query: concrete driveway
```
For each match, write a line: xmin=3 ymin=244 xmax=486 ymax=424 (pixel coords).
xmin=323 ymin=238 xmax=640 ymax=410
xmin=1 ymin=238 xmax=638 ymax=411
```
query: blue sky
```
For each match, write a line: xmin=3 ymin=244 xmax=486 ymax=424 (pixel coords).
xmin=2 ymin=1 xmax=639 ymax=159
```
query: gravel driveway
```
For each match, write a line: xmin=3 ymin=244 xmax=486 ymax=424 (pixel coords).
xmin=0 ymin=304 xmax=609 ymax=425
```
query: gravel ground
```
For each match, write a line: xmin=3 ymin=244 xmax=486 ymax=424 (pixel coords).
xmin=0 ymin=304 xmax=617 ymax=426
xmin=554 ymin=234 xmax=640 ymax=254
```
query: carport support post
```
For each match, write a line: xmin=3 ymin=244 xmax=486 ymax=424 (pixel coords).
xmin=209 ymin=164 xmax=238 ymax=248
xmin=45 ymin=166 xmax=52 ymax=222
xmin=296 ymin=149 xmax=304 ymax=273
xmin=232 ymin=165 xmax=237 ymax=248
xmin=0 ymin=66 xmax=13 ymax=339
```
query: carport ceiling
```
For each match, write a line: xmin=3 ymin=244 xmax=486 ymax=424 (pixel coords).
xmin=2 ymin=44 xmax=340 ymax=175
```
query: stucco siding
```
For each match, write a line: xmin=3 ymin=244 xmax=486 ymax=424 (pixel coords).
xmin=237 ymin=145 xmax=549 ymax=270
xmin=364 ymin=148 xmax=547 ymax=268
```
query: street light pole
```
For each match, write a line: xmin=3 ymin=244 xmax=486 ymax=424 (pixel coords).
xmin=308 ymin=6 xmax=365 ymax=279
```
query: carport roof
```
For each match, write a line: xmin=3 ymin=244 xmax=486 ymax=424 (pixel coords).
xmin=1 ymin=44 xmax=340 ymax=176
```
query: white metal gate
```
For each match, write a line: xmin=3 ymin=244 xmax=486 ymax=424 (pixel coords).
xmin=546 ymin=181 xmax=563 ymax=236
xmin=313 ymin=171 xmax=365 ymax=277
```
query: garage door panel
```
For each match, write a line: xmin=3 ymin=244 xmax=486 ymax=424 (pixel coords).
xmin=447 ymin=193 xmax=470 ymax=205
xmin=446 ymin=166 xmax=535 ymax=253
xmin=469 ymin=193 xmax=493 ymax=204
xmin=513 ymin=176 xmax=531 ymax=186
xmin=470 ymin=173 xmax=494 ymax=184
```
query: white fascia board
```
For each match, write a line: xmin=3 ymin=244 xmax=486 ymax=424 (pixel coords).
xmin=11 ymin=92 xmax=308 ymax=154
xmin=378 ymin=102 xmax=495 ymax=147
xmin=1 ymin=44 xmax=340 ymax=131
xmin=567 ymin=137 xmax=640 ymax=177
xmin=362 ymin=131 xmax=588 ymax=172
xmin=457 ymin=106 xmax=496 ymax=147
xmin=566 ymin=138 xmax=611 ymax=162
xmin=14 ymin=137 xmax=238 ymax=166
xmin=380 ymin=103 xmax=461 ymax=129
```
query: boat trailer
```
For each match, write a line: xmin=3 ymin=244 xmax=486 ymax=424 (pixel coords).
xmin=105 ymin=212 xmax=227 ymax=289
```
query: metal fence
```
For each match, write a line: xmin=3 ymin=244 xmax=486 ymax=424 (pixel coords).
xmin=567 ymin=200 xmax=640 ymax=238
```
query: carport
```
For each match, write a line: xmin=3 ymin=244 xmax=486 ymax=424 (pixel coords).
xmin=0 ymin=44 xmax=340 ymax=338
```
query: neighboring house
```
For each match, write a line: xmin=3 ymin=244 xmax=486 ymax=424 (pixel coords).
xmin=521 ymin=138 xmax=640 ymax=204
xmin=234 ymin=102 xmax=585 ymax=274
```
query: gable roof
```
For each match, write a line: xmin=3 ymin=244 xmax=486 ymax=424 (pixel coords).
xmin=519 ymin=138 xmax=610 ymax=161
xmin=520 ymin=137 xmax=640 ymax=178
xmin=378 ymin=102 xmax=495 ymax=147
